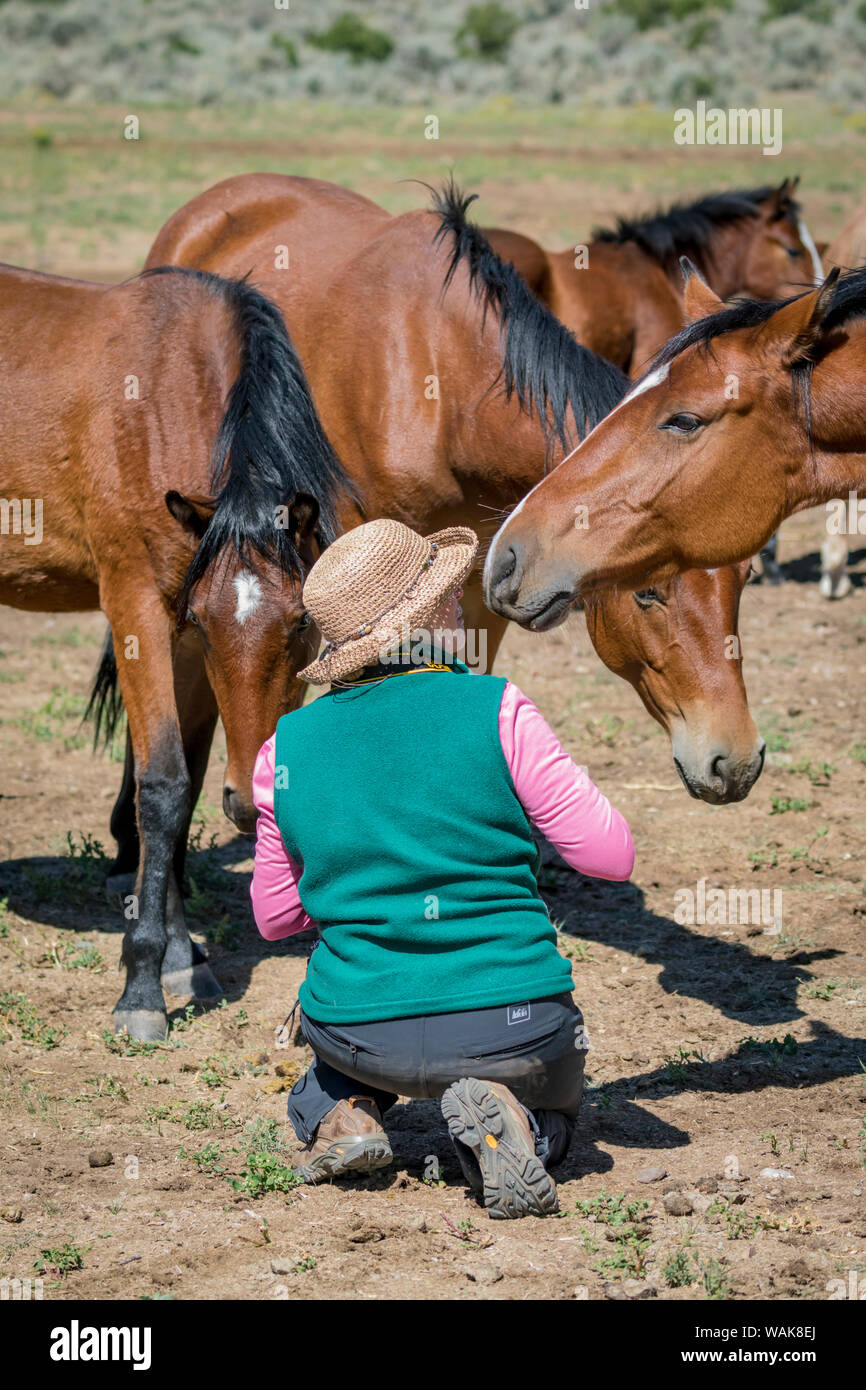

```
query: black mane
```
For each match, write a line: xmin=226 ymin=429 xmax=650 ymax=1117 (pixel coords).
xmin=142 ymin=267 xmax=360 ymax=615
xmin=647 ymin=266 xmax=866 ymax=437
xmin=593 ymin=185 xmax=801 ymax=279
xmin=431 ymin=181 xmax=628 ymax=452
xmin=652 ymin=266 xmax=866 ymax=370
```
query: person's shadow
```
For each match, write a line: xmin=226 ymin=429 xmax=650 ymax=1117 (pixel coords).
xmin=3 ymin=834 xmax=862 ymax=1190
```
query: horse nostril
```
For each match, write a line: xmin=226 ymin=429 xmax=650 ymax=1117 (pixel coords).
xmin=491 ymin=542 xmax=523 ymax=603
xmin=710 ymin=753 xmax=729 ymax=788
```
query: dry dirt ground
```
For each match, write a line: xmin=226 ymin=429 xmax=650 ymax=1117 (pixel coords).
xmin=1 ymin=508 xmax=865 ymax=1303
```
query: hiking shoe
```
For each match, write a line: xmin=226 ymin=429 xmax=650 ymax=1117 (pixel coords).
xmin=297 ymin=1096 xmax=392 ymax=1184
xmin=441 ymin=1077 xmax=558 ymax=1219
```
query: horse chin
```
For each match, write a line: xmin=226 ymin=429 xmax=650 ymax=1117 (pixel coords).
xmin=526 ymin=592 xmax=574 ymax=632
xmin=222 ymin=786 xmax=258 ymax=835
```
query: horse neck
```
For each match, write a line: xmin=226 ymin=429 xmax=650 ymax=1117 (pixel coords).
xmin=620 ymin=246 xmax=687 ymax=374
xmin=691 ymin=219 xmax=760 ymax=298
xmin=795 ymin=331 xmax=866 ymax=506
xmin=451 ymin=384 xmax=557 ymax=507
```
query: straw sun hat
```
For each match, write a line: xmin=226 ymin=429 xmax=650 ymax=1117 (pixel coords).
xmin=299 ymin=518 xmax=478 ymax=685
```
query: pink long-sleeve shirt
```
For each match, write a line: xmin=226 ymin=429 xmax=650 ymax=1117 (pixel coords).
xmin=251 ymin=681 xmax=634 ymax=941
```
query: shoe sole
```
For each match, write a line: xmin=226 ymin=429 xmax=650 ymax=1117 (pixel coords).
xmin=297 ymin=1136 xmax=392 ymax=1185
xmin=441 ymin=1077 xmax=558 ymax=1220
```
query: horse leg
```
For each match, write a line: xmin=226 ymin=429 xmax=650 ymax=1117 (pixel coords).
xmin=106 ymin=634 xmax=217 ymax=896
xmin=106 ymin=596 xmax=190 ymax=1040
xmin=820 ymin=532 xmax=851 ymax=600
xmin=757 ymin=532 xmax=783 ymax=584
xmin=106 ymin=727 xmax=139 ymax=898
xmin=160 ymin=632 xmax=223 ymax=1000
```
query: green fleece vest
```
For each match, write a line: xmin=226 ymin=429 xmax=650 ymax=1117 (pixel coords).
xmin=272 ymin=663 xmax=573 ymax=1023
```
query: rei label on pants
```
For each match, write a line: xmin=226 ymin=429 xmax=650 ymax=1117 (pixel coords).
xmin=507 ymin=1002 xmax=531 ymax=1026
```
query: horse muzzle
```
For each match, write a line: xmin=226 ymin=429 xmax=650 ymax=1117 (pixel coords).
xmin=672 ymin=738 xmax=766 ymax=806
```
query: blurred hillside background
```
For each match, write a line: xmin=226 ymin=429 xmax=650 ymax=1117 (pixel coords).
xmin=2 ymin=0 xmax=866 ymax=108
xmin=0 ymin=0 xmax=864 ymax=279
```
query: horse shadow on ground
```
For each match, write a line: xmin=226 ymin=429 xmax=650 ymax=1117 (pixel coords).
xmin=4 ymin=837 xmax=863 ymax=1188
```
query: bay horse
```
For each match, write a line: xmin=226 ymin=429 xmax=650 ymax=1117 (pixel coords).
xmin=485 ymin=180 xmax=823 ymax=379
xmin=486 ymin=182 xmax=823 ymax=593
xmin=0 ymin=261 xmax=356 ymax=1039
xmin=104 ymin=174 xmax=762 ymax=854
xmin=483 ymin=263 xmax=865 ymax=622
xmin=809 ymin=198 xmax=866 ymax=599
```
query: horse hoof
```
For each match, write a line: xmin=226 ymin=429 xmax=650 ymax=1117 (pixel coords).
xmin=820 ymin=572 xmax=851 ymax=600
xmin=113 ymin=1009 xmax=168 ymax=1042
xmin=105 ymin=872 xmax=136 ymax=901
xmin=161 ymin=962 xmax=224 ymax=1000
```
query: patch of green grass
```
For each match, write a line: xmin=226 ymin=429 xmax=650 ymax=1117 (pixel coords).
xmin=663 ymin=1249 xmax=696 ymax=1287
xmin=36 ymin=940 xmax=105 ymax=971
xmin=701 ymin=1257 xmax=730 ymax=1300
xmin=228 ymin=1151 xmax=304 ymax=1198
xmin=788 ymin=758 xmax=835 ymax=786
xmin=84 ymin=1074 xmax=128 ymax=1100
xmin=199 ymin=1054 xmax=242 ymax=1089
xmin=169 ymin=1003 xmax=201 ymax=1035
xmin=593 ymin=1229 xmax=651 ymax=1280
xmin=709 ymin=1199 xmax=779 ymax=1240
xmin=748 ymin=845 xmax=779 ymax=869
xmin=244 ymin=1118 xmax=284 ymax=1154
xmin=101 ymin=1029 xmax=164 ymax=1058
xmin=207 ymin=916 xmax=244 ymax=952
xmin=0 ymin=990 xmax=66 ymax=1049
xmin=769 ymin=796 xmax=811 ymax=815
xmin=662 ymin=1046 xmax=707 ymax=1086
xmin=574 ymin=1189 xmax=649 ymax=1227
xmin=0 ymin=897 xmax=13 ymax=939
xmin=554 ymin=928 xmax=595 ymax=962
xmin=739 ymin=1034 xmax=798 ymax=1066
xmin=179 ymin=1141 xmax=224 ymax=1173
xmin=181 ymin=1099 xmax=217 ymax=1131
xmin=34 ymin=1241 xmax=87 ymax=1278
xmin=16 ymin=687 xmax=88 ymax=750
xmin=801 ymin=978 xmax=840 ymax=1001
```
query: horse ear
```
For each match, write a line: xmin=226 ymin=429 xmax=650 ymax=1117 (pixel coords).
xmin=768 ymin=267 xmax=841 ymax=369
xmin=680 ymin=257 xmax=724 ymax=321
xmin=165 ymin=491 xmax=216 ymax=538
xmin=774 ymin=176 xmax=799 ymax=209
xmin=288 ymin=492 xmax=320 ymax=547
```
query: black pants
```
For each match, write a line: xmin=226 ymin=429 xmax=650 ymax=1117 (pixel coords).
xmin=286 ymin=993 xmax=586 ymax=1166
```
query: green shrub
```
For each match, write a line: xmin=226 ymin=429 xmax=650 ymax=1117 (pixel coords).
xmin=456 ymin=3 xmax=520 ymax=61
xmin=270 ymin=33 xmax=300 ymax=68
xmin=618 ymin=0 xmax=731 ymax=29
xmin=308 ymin=14 xmax=394 ymax=63
xmin=764 ymin=0 xmax=831 ymax=19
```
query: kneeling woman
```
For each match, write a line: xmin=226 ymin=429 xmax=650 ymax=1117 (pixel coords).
xmin=251 ymin=519 xmax=634 ymax=1219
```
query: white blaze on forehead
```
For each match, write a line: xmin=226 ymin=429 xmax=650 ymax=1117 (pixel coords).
xmin=234 ymin=571 xmax=263 ymax=625
xmin=486 ymin=362 xmax=671 ymax=560
xmin=797 ymin=217 xmax=825 ymax=285
xmin=621 ymin=361 xmax=671 ymax=405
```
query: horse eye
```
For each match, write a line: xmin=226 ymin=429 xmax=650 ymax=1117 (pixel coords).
xmin=660 ymin=413 xmax=703 ymax=435
xmin=186 ymin=609 xmax=200 ymax=627
xmin=298 ymin=612 xmax=311 ymax=631
xmin=787 ymin=247 xmax=802 ymax=259
xmin=634 ymin=588 xmax=663 ymax=609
